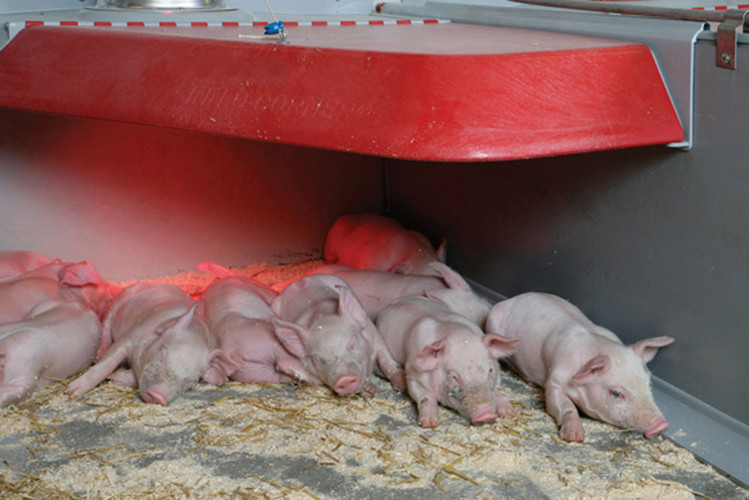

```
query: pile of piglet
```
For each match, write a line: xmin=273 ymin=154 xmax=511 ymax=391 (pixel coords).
xmin=0 ymin=213 xmax=673 ymax=443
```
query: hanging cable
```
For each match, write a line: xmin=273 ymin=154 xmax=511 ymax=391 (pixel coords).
xmin=237 ymin=0 xmax=287 ymax=43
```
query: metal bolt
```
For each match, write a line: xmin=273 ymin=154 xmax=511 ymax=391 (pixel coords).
xmin=721 ymin=52 xmax=733 ymax=64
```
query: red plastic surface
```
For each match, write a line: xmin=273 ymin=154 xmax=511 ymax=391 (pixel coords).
xmin=0 ymin=23 xmax=683 ymax=161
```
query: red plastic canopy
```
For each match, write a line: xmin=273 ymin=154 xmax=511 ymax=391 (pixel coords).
xmin=0 ymin=22 xmax=683 ymax=161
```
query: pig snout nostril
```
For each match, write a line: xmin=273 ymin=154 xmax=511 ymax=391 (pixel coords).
xmin=141 ymin=387 xmax=169 ymax=406
xmin=470 ymin=410 xmax=498 ymax=425
xmin=645 ymin=418 xmax=669 ymax=439
xmin=334 ymin=375 xmax=360 ymax=395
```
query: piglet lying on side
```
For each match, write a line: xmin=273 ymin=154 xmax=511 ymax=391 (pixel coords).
xmin=271 ymin=274 xmax=405 ymax=398
xmin=67 ymin=283 xmax=221 ymax=405
xmin=306 ymin=262 xmax=491 ymax=326
xmin=0 ymin=301 xmax=101 ymax=406
xmin=324 ymin=213 xmax=445 ymax=276
xmin=485 ymin=292 xmax=674 ymax=442
xmin=0 ymin=260 xmax=120 ymax=325
xmin=197 ymin=262 xmax=320 ymax=386
xmin=377 ymin=296 xmax=518 ymax=427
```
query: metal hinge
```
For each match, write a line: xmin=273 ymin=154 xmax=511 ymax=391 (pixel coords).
xmin=716 ymin=9 xmax=748 ymax=70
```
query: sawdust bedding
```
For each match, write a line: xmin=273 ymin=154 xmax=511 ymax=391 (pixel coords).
xmin=1 ymin=261 xmax=746 ymax=499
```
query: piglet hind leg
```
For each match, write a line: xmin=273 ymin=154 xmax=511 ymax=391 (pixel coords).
xmin=66 ymin=344 xmax=129 ymax=399
xmin=0 ymin=353 xmax=37 ymax=407
xmin=0 ymin=382 xmax=35 ymax=407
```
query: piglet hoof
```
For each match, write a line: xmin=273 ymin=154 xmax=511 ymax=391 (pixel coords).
xmin=559 ymin=415 xmax=585 ymax=442
xmin=389 ymin=370 xmax=407 ymax=392
xmin=418 ymin=413 xmax=440 ymax=428
xmin=496 ymin=403 xmax=515 ymax=418
xmin=417 ymin=407 xmax=440 ymax=428
xmin=0 ymin=384 xmax=30 ymax=407
xmin=65 ymin=380 xmax=89 ymax=400
xmin=360 ymin=380 xmax=376 ymax=400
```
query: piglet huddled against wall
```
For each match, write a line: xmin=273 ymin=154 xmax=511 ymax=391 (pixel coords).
xmin=485 ymin=292 xmax=673 ymax=441
xmin=1 ymin=214 xmax=675 ymax=445
xmin=377 ymin=296 xmax=517 ymax=427
xmin=324 ymin=213 xmax=446 ymax=276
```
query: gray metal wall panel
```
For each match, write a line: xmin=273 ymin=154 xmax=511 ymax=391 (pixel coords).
xmin=386 ymin=43 xmax=749 ymax=427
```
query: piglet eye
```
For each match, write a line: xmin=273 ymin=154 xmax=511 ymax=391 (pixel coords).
xmin=611 ymin=390 xmax=624 ymax=399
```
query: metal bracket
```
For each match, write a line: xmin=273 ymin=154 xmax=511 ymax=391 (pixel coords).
xmin=716 ymin=9 xmax=748 ymax=70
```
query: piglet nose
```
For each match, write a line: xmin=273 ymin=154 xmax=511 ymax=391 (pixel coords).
xmin=645 ymin=418 xmax=669 ymax=439
xmin=141 ymin=386 xmax=169 ymax=406
xmin=334 ymin=375 xmax=360 ymax=395
xmin=470 ymin=408 xmax=499 ymax=425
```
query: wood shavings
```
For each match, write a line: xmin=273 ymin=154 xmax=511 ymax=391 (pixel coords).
xmin=0 ymin=260 xmax=746 ymax=499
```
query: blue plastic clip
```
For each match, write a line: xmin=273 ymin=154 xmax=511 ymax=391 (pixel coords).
xmin=264 ymin=21 xmax=285 ymax=35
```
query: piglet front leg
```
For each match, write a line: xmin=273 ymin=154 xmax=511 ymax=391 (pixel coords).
xmin=494 ymin=390 xmax=515 ymax=418
xmin=408 ymin=378 xmax=440 ymax=428
xmin=374 ymin=342 xmax=406 ymax=392
xmin=546 ymin=383 xmax=584 ymax=442
xmin=276 ymin=355 xmax=322 ymax=386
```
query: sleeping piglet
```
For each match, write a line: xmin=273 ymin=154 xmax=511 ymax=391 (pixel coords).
xmin=485 ymin=292 xmax=674 ymax=442
xmin=197 ymin=262 xmax=321 ymax=386
xmin=324 ymin=213 xmax=446 ymax=276
xmin=0 ymin=301 xmax=101 ymax=407
xmin=306 ymin=261 xmax=491 ymax=326
xmin=376 ymin=296 xmax=518 ymax=428
xmin=0 ymin=260 xmax=120 ymax=324
xmin=66 ymin=282 xmax=221 ymax=405
xmin=271 ymin=274 xmax=405 ymax=398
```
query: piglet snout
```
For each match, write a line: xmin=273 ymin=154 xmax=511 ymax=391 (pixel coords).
xmin=333 ymin=375 xmax=361 ymax=396
xmin=645 ymin=417 xmax=669 ymax=439
xmin=141 ymin=386 xmax=170 ymax=406
xmin=470 ymin=406 xmax=499 ymax=425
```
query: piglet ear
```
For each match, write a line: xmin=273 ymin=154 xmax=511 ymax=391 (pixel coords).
xmin=155 ymin=303 xmax=200 ymax=336
xmin=571 ymin=355 xmax=610 ymax=385
xmin=413 ymin=339 xmax=447 ymax=372
xmin=631 ymin=336 xmax=674 ymax=363
xmin=59 ymin=261 xmax=104 ymax=286
xmin=272 ymin=318 xmax=309 ymax=359
xmin=336 ymin=286 xmax=368 ymax=329
xmin=427 ymin=262 xmax=471 ymax=291
xmin=196 ymin=261 xmax=235 ymax=279
xmin=435 ymin=238 xmax=447 ymax=263
xmin=482 ymin=333 xmax=518 ymax=359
